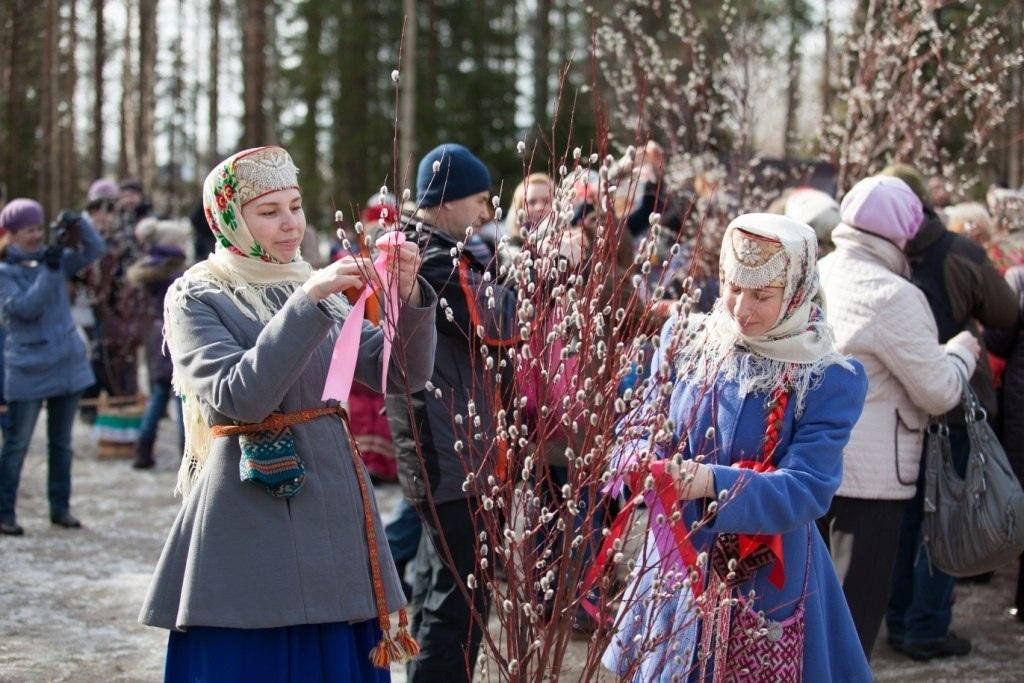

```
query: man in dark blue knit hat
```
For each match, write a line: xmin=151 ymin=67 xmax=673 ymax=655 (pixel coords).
xmin=416 ymin=143 xmax=491 ymax=209
xmin=386 ymin=143 xmax=517 ymax=682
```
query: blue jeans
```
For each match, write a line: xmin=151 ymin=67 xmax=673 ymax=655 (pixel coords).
xmin=547 ymin=465 xmax=603 ymax=562
xmin=0 ymin=392 xmax=81 ymax=523
xmin=139 ymin=379 xmax=185 ymax=451
xmin=886 ymin=424 xmax=970 ymax=644
xmin=534 ymin=464 xmax=604 ymax=601
xmin=385 ymin=498 xmax=422 ymax=568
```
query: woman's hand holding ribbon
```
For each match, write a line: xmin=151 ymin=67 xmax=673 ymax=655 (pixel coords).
xmin=378 ymin=237 xmax=422 ymax=306
xmin=320 ymin=230 xmax=422 ymax=402
xmin=302 ymin=255 xmax=374 ymax=303
xmin=666 ymin=457 xmax=715 ymax=500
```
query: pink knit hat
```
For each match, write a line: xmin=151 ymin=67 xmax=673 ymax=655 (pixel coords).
xmin=840 ymin=175 xmax=924 ymax=248
xmin=87 ymin=178 xmax=119 ymax=203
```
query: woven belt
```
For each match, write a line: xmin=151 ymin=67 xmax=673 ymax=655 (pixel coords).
xmin=210 ymin=405 xmax=347 ymax=438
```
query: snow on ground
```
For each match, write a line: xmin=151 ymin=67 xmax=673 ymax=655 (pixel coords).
xmin=1 ymin=413 xmax=1022 ymax=681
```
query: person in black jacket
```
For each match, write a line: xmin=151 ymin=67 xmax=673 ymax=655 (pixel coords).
xmin=985 ymin=265 xmax=1024 ymax=623
xmin=386 ymin=143 xmax=517 ymax=682
xmin=882 ymin=164 xmax=1020 ymax=660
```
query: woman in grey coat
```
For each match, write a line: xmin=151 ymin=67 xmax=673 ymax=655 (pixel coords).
xmin=139 ymin=146 xmax=436 ymax=682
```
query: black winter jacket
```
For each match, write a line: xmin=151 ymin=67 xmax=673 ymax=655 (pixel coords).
xmin=907 ymin=208 xmax=1019 ymax=420
xmin=386 ymin=218 xmax=518 ymax=505
xmin=985 ymin=266 xmax=1024 ymax=480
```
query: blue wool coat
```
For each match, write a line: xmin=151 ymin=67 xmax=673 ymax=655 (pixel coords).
xmin=0 ymin=218 xmax=105 ymax=401
xmin=604 ymin=327 xmax=871 ymax=682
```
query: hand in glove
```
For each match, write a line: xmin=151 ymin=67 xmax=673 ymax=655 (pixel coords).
xmin=42 ymin=245 xmax=64 ymax=271
xmin=62 ymin=214 xmax=82 ymax=248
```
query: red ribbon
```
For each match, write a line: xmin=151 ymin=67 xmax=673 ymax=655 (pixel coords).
xmin=582 ymin=388 xmax=791 ymax=608
xmin=732 ymin=458 xmax=785 ymax=589
xmin=581 ymin=460 xmax=705 ymax=617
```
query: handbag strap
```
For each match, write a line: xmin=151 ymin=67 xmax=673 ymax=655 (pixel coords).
xmin=954 ymin=363 xmax=987 ymax=424
xmin=922 ymin=421 xmax=948 ymax=514
xmin=799 ymin=525 xmax=813 ymax=600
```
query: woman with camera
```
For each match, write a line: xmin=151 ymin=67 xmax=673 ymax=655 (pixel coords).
xmin=0 ymin=198 xmax=105 ymax=536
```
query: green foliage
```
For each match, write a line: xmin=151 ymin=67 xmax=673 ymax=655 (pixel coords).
xmin=280 ymin=0 xmax=523 ymax=227
xmin=413 ymin=0 xmax=519 ymax=198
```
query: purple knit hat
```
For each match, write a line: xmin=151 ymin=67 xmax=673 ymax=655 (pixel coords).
xmin=88 ymin=178 xmax=119 ymax=203
xmin=0 ymin=198 xmax=45 ymax=233
xmin=840 ymin=175 xmax=924 ymax=248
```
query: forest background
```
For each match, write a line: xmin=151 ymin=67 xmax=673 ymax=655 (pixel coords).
xmin=1 ymin=0 xmax=1021 ymax=229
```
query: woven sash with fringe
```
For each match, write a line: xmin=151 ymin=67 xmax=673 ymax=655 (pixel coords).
xmin=211 ymin=405 xmax=419 ymax=668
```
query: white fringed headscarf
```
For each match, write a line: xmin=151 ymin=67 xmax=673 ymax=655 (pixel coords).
xmin=674 ymin=212 xmax=850 ymax=415
xmin=165 ymin=146 xmax=348 ymax=497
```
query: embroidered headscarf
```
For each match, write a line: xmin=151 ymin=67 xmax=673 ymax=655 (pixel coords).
xmin=675 ymin=212 xmax=850 ymax=414
xmin=166 ymin=146 xmax=348 ymax=496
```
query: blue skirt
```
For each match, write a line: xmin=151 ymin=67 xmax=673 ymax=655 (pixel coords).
xmin=165 ymin=619 xmax=390 ymax=683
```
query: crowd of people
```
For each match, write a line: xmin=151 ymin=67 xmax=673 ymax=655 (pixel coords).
xmin=1 ymin=138 xmax=1024 ymax=682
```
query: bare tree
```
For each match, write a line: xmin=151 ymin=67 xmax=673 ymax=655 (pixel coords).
xmin=208 ymin=0 xmax=221 ymax=165
xmin=137 ymin=0 xmax=157 ymax=193
xmin=166 ymin=0 xmax=186 ymax=213
xmin=91 ymin=0 xmax=106 ymax=180
xmin=821 ymin=0 xmax=834 ymax=118
xmin=782 ymin=0 xmax=811 ymax=158
xmin=60 ymin=0 xmax=80 ymax=204
xmin=532 ymin=0 xmax=552 ymax=133
xmin=266 ymin=3 xmax=283 ymax=143
xmin=39 ymin=0 xmax=59 ymax=213
xmin=399 ymin=0 xmax=417 ymax=189
xmin=241 ymin=0 xmax=269 ymax=146
xmin=3 ymin=1 xmax=43 ymax=200
xmin=119 ymin=0 xmax=137 ymax=180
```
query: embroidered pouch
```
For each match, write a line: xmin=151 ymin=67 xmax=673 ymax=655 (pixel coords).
xmin=717 ymin=594 xmax=805 ymax=683
xmin=238 ymin=426 xmax=305 ymax=497
xmin=710 ymin=533 xmax=775 ymax=588
xmin=699 ymin=529 xmax=812 ymax=683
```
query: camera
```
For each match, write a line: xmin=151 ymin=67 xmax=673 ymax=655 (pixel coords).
xmin=49 ymin=210 xmax=82 ymax=249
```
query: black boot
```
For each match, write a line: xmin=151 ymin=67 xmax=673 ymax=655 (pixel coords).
xmin=50 ymin=512 xmax=82 ymax=528
xmin=0 ymin=520 xmax=24 ymax=535
xmin=133 ymin=436 xmax=156 ymax=469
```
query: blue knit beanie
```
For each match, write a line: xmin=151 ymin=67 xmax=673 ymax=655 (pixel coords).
xmin=416 ymin=143 xmax=491 ymax=208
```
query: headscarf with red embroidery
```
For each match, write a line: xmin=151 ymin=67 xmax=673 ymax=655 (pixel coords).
xmin=673 ymin=212 xmax=850 ymax=415
xmin=166 ymin=146 xmax=348 ymax=497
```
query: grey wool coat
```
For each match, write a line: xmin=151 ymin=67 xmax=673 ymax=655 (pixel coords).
xmin=139 ymin=278 xmax=436 ymax=631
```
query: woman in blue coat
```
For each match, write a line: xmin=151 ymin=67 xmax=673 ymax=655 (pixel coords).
xmin=0 ymin=199 xmax=105 ymax=535
xmin=602 ymin=213 xmax=870 ymax=681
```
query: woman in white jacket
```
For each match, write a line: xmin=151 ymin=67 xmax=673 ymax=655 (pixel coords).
xmin=817 ymin=175 xmax=980 ymax=660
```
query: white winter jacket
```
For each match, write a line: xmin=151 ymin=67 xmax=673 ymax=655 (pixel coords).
xmin=819 ymin=225 xmax=976 ymax=500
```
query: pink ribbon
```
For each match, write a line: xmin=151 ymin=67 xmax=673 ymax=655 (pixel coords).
xmin=321 ymin=231 xmax=406 ymax=403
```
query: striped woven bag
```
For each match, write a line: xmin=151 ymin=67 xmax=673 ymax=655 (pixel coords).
xmin=238 ymin=426 xmax=305 ymax=497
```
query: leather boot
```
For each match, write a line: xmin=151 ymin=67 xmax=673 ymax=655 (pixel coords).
xmin=133 ymin=436 xmax=156 ymax=469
